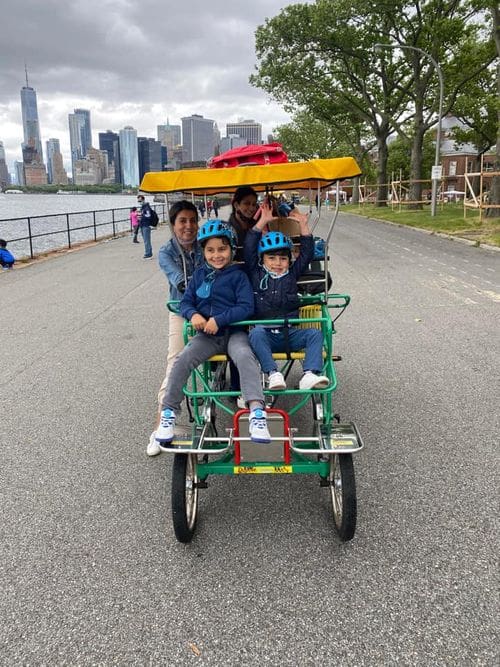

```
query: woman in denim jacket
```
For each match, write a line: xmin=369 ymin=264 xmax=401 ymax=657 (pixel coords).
xmin=147 ymin=201 xmax=203 ymax=455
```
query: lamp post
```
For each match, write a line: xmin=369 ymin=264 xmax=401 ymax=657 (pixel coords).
xmin=374 ymin=43 xmax=444 ymax=216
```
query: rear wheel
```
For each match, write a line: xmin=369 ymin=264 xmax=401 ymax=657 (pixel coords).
xmin=329 ymin=454 xmax=357 ymax=541
xmin=171 ymin=454 xmax=198 ymax=543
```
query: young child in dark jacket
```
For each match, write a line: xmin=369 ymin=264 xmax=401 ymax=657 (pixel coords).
xmin=156 ymin=220 xmax=271 ymax=447
xmin=0 ymin=239 xmax=15 ymax=269
xmin=244 ymin=203 xmax=329 ymax=391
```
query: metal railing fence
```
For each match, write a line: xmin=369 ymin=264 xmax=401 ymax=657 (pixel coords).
xmin=0 ymin=204 xmax=165 ymax=260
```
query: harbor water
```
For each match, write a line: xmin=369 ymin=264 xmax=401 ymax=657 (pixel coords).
xmin=0 ymin=193 xmax=150 ymax=259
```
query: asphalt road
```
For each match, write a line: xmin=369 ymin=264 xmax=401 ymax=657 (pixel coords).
xmin=1 ymin=211 xmax=498 ymax=665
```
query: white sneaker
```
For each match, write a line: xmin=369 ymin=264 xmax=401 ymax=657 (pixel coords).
xmin=249 ymin=408 xmax=271 ymax=443
xmin=147 ymin=431 xmax=161 ymax=456
xmin=299 ymin=372 xmax=330 ymax=390
xmin=268 ymin=371 xmax=286 ymax=390
xmin=156 ymin=408 xmax=176 ymax=442
xmin=236 ymin=396 xmax=246 ymax=409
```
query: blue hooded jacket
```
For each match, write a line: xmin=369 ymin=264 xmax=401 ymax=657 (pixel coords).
xmin=180 ymin=263 xmax=254 ymax=335
xmin=243 ymin=229 xmax=314 ymax=320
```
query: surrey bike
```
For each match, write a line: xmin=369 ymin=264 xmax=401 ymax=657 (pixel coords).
xmin=140 ymin=157 xmax=364 ymax=543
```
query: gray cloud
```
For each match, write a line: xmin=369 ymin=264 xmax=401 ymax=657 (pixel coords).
xmin=1 ymin=0 xmax=308 ymax=170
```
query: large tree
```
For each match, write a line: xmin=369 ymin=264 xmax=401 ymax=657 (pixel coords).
xmin=251 ymin=0 xmax=495 ymax=207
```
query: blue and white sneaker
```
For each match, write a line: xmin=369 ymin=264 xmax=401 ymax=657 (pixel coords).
xmin=156 ymin=408 xmax=176 ymax=443
xmin=249 ymin=409 xmax=271 ymax=443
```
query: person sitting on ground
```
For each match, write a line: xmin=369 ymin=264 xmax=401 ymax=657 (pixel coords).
xmin=147 ymin=201 xmax=203 ymax=456
xmin=244 ymin=201 xmax=329 ymax=391
xmin=0 ymin=239 xmax=15 ymax=270
xmin=155 ymin=220 xmax=271 ymax=447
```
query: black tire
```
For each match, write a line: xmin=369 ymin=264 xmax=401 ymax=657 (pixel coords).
xmin=171 ymin=454 xmax=198 ymax=543
xmin=329 ymin=454 xmax=357 ymax=541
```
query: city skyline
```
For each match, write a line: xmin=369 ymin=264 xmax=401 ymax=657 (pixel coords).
xmin=0 ymin=1 xmax=312 ymax=175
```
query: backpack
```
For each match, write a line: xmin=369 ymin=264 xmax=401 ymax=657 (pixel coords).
xmin=148 ymin=207 xmax=159 ymax=227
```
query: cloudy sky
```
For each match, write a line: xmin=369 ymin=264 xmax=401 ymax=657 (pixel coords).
xmin=1 ymin=0 xmax=308 ymax=173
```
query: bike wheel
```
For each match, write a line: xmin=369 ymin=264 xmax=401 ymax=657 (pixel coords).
xmin=171 ymin=453 xmax=198 ymax=543
xmin=329 ymin=454 xmax=357 ymax=541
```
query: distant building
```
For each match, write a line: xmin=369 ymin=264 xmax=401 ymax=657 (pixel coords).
xmin=138 ymin=137 xmax=162 ymax=181
xmin=98 ymin=130 xmax=121 ymax=183
xmin=119 ymin=126 xmax=139 ymax=187
xmin=46 ymin=138 xmax=68 ymax=185
xmin=0 ymin=141 xmax=11 ymax=189
xmin=225 ymin=120 xmax=262 ymax=146
xmin=69 ymin=109 xmax=92 ymax=178
xmin=74 ymin=109 xmax=92 ymax=154
xmin=157 ymin=122 xmax=181 ymax=154
xmin=440 ymin=115 xmax=495 ymax=194
xmin=24 ymin=162 xmax=48 ymax=186
xmin=73 ymin=148 xmax=108 ymax=185
xmin=51 ymin=150 xmax=69 ymax=185
xmin=20 ymin=72 xmax=48 ymax=184
xmin=15 ymin=161 xmax=25 ymax=186
xmin=220 ymin=134 xmax=247 ymax=154
xmin=20 ymin=79 xmax=44 ymax=162
xmin=181 ymin=114 xmax=216 ymax=162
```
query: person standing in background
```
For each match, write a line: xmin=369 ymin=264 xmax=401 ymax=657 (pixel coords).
xmin=212 ymin=196 xmax=219 ymax=217
xmin=137 ymin=195 xmax=153 ymax=258
xmin=130 ymin=207 xmax=140 ymax=243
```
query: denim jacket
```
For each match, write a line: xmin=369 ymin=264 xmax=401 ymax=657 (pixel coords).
xmin=158 ymin=236 xmax=203 ymax=302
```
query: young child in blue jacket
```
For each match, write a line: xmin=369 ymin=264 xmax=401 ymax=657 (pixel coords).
xmin=244 ymin=203 xmax=329 ymax=391
xmin=156 ymin=220 xmax=271 ymax=447
xmin=0 ymin=239 xmax=15 ymax=269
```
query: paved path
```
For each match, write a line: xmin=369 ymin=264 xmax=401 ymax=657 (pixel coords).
xmin=1 ymin=212 xmax=498 ymax=665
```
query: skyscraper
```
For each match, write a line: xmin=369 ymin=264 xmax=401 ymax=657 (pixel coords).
xmin=157 ymin=122 xmax=181 ymax=156
xmin=98 ymin=131 xmax=121 ymax=183
xmin=46 ymin=138 xmax=61 ymax=184
xmin=0 ymin=141 xmax=10 ymax=189
xmin=68 ymin=109 xmax=92 ymax=178
xmin=138 ymin=137 xmax=162 ymax=181
xmin=20 ymin=73 xmax=44 ymax=162
xmin=119 ymin=126 xmax=139 ymax=187
xmin=46 ymin=138 xmax=68 ymax=185
xmin=181 ymin=114 xmax=216 ymax=163
xmin=226 ymin=120 xmax=262 ymax=146
xmin=74 ymin=109 xmax=92 ymax=154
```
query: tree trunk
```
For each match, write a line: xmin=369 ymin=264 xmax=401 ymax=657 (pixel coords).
xmin=376 ymin=137 xmax=388 ymax=207
xmin=352 ymin=175 xmax=360 ymax=204
xmin=408 ymin=129 xmax=425 ymax=209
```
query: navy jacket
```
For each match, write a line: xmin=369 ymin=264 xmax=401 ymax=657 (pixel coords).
xmin=180 ymin=263 xmax=254 ymax=335
xmin=244 ymin=230 xmax=314 ymax=320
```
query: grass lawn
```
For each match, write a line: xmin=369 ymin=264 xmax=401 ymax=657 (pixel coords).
xmin=342 ymin=202 xmax=500 ymax=247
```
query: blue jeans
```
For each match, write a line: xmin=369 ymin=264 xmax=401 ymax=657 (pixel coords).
xmin=141 ymin=225 xmax=152 ymax=256
xmin=249 ymin=325 xmax=324 ymax=374
xmin=162 ymin=331 xmax=264 ymax=412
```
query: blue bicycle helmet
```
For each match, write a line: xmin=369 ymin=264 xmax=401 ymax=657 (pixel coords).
xmin=197 ymin=220 xmax=237 ymax=248
xmin=258 ymin=231 xmax=293 ymax=255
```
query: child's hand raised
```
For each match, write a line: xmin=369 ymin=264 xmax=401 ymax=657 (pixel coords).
xmin=288 ymin=209 xmax=308 ymax=225
xmin=255 ymin=198 xmax=274 ymax=230
xmin=191 ymin=313 xmax=207 ymax=331
xmin=204 ymin=317 xmax=219 ymax=335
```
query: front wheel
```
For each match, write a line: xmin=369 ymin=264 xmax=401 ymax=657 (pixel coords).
xmin=329 ymin=454 xmax=357 ymax=541
xmin=171 ymin=454 xmax=199 ymax=543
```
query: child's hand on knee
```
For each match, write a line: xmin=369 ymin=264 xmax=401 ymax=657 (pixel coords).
xmin=204 ymin=317 xmax=219 ymax=335
xmin=191 ymin=313 xmax=207 ymax=331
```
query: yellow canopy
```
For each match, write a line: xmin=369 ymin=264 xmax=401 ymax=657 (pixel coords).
xmin=139 ymin=157 xmax=361 ymax=196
